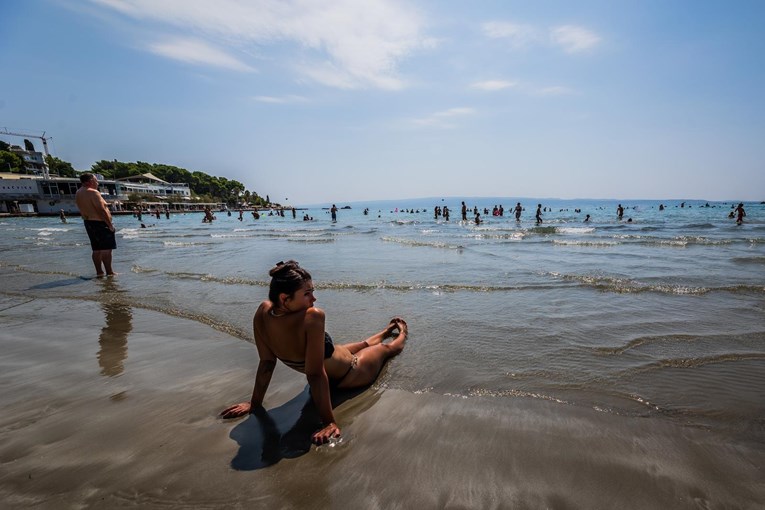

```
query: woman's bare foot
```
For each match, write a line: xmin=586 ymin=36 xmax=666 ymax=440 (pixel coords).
xmin=389 ymin=317 xmax=407 ymax=339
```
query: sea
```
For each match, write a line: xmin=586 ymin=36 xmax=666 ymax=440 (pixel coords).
xmin=1 ymin=196 xmax=764 ymax=447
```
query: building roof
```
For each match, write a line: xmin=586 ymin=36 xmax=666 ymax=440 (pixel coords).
xmin=116 ymin=172 xmax=169 ymax=184
xmin=0 ymin=172 xmax=34 ymax=180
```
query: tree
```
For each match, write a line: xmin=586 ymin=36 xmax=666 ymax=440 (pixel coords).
xmin=91 ymin=160 xmax=116 ymax=178
xmin=0 ymin=140 xmax=10 ymax=151
xmin=91 ymin=158 xmax=262 ymax=204
xmin=0 ymin=151 xmax=24 ymax=173
xmin=45 ymin=155 xmax=77 ymax=177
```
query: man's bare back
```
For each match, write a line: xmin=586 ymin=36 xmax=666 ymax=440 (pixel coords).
xmin=75 ymin=184 xmax=113 ymax=225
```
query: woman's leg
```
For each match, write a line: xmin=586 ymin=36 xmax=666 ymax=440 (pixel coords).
xmin=336 ymin=319 xmax=407 ymax=389
xmin=339 ymin=318 xmax=402 ymax=354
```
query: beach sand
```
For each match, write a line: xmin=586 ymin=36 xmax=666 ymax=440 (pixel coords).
xmin=1 ymin=297 xmax=763 ymax=509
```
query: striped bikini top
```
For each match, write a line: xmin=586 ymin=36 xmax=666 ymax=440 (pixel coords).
xmin=277 ymin=332 xmax=335 ymax=373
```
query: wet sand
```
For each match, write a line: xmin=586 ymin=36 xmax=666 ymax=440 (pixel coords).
xmin=1 ymin=297 xmax=763 ymax=509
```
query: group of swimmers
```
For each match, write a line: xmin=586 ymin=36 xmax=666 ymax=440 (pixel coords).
xmin=125 ymin=201 xmax=750 ymax=228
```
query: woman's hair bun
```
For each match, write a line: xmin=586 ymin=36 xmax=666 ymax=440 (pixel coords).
xmin=269 ymin=260 xmax=300 ymax=277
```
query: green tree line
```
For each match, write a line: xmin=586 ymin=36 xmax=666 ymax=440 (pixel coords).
xmin=90 ymin=160 xmax=262 ymax=205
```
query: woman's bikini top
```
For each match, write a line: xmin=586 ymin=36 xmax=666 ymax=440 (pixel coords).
xmin=278 ymin=332 xmax=334 ymax=373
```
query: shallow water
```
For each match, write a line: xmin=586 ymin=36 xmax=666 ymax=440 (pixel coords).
xmin=1 ymin=197 xmax=764 ymax=446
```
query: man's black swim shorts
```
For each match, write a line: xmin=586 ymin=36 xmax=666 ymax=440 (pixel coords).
xmin=84 ymin=220 xmax=116 ymax=251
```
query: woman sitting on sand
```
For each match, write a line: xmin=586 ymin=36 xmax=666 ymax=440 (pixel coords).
xmin=220 ymin=260 xmax=408 ymax=444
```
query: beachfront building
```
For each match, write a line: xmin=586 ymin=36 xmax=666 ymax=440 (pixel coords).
xmin=0 ymin=173 xmax=41 ymax=213
xmin=0 ymin=172 xmax=121 ymax=214
xmin=115 ymin=173 xmax=192 ymax=200
xmin=0 ymin=172 xmax=204 ymax=215
xmin=7 ymin=141 xmax=47 ymax=175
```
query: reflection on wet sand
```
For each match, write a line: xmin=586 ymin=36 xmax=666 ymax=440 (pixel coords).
xmin=98 ymin=302 xmax=132 ymax=376
xmin=98 ymin=297 xmax=133 ymax=377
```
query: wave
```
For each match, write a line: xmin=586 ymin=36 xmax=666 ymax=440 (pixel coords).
xmin=131 ymin=265 xmax=160 ymax=274
xmin=123 ymin=266 xmax=560 ymax=293
xmin=210 ymin=229 xmax=368 ymax=240
xmin=676 ymin=223 xmax=716 ymax=229
xmin=627 ymin=352 xmax=765 ymax=372
xmin=609 ymin=234 xmax=733 ymax=247
xmin=547 ymin=272 xmax=765 ymax=295
xmin=30 ymin=227 xmax=71 ymax=234
xmin=287 ymin=238 xmax=336 ymax=243
xmin=593 ymin=332 xmax=765 ymax=355
xmin=210 ymin=232 xmax=259 ymax=239
xmin=5 ymin=260 xmax=761 ymax=297
xmin=552 ymin=240 xmax=617 ymax=247
xmin=594 ymin=334 xmax=701 ymax=355
xmin=732 ymin=256 xmax=765 ymax=265
xmin=527 ymin=226 xmax=558 ymax=235
xmin=463 ymin=232 xmax=525 ymax=241
xmin=380 ymin=236 xmax=465 ymax=250
xmin=0 ymin=262 xmax=81 ymax=278
xmin=465 ymin=388 xmax=569 ymax=404
xmin=557 ymin=227 xmax=596 ymax=234
xmin=163 ymin=241 xmax=214 ymax=247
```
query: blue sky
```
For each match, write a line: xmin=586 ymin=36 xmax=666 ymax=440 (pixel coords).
xmin=1 ymin=0 xmax=763 ymax=205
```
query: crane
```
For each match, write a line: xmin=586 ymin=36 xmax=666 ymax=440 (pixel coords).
xmin=0 ymin=128 xmax=52 ymax=178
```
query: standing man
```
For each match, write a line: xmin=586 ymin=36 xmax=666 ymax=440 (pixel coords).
xmin=331 ymin=204 xmax=338 ymax=222
xmin=461 ymin=201 xmax=467 ymax=222
xmin=514 ymin=202 xmax=522 ymax=221
xmin=75 ymin=172 xmax=116 ymax=277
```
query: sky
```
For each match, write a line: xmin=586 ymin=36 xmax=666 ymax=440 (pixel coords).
xmin=1 ymin=0 xmax=764 ymax=205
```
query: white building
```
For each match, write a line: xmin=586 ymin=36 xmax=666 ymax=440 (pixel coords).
xmin=0 ymin=172 xmax=192 ymax=214
xmin=7 ymin=142 xmax=47 ymax=175
xmin=115 ymin=172 xmax=191 ymax=199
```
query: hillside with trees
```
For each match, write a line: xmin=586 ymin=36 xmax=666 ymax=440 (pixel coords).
xmin=90 ymin=160 xmax=264 ymax=206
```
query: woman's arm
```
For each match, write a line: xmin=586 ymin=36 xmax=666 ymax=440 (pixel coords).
xmin=303 ymin=308 xmax=339 ymax=444
xmin=220 ymin=304 xmax=276 ymax=418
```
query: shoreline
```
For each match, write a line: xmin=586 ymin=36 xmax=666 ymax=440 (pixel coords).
xmin=1 ymin=296 xmax=763 ymax=509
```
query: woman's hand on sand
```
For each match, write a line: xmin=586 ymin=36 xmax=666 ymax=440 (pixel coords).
xmin=312 ymin=422 xmax=341 ymax=445
xmin=219 ymin=402 xmax=251 ymax=419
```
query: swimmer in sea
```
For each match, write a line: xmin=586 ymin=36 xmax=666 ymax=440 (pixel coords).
xmin=220 ymin=261 xmax=408 ymax=445
xmin=735 ymin=203 xmax=746 ymax=225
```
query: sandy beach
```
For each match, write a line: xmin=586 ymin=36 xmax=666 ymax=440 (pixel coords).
xmin=1 ymin=295 xmax=762 ymax=509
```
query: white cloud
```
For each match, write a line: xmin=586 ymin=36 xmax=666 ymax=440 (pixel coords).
xmin=410 ymin=107 xmax=476 ymax=128
xmin=90 ymin=0 xmax=429 ymax=89
xmin=482 ymin=19 xmax=601 ymax=55
xmin=471 ymin=80 xmax=517 ymax=91
xmin=148 ymin=38 xmax=255 ymax=72
xmin=481 ymin=21 xmax=539 ymax=49
xmin=550 ymin=25 xmax=601 ymax=53
xmin=253 ymin=95 xmax=308 ymax=104
xmin=533 ymin=86 xmax=575 ymax=96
